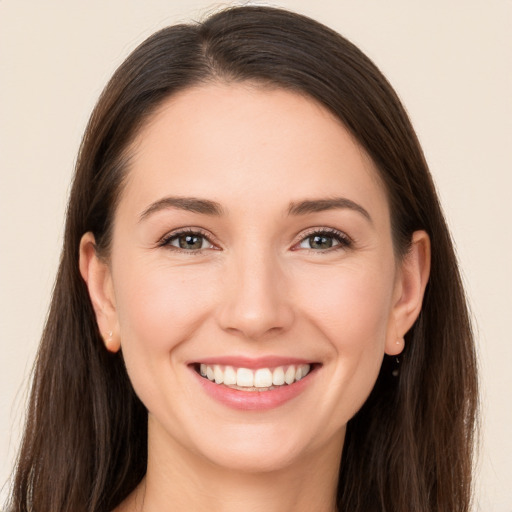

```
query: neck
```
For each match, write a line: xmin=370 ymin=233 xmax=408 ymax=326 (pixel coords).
xmin=118 ymin=418 xmax=343 ymax=512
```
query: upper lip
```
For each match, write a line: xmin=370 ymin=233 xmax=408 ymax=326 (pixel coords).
xmin=188 ymin=355 xmax=317 ymax=369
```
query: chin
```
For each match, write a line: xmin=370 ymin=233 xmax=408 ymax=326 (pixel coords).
xmin=190 ymin=423 xmax=313 ymax=473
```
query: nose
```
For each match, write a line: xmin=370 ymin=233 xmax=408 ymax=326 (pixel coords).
xmin=216 ymin=248 xmax=295 ymax=341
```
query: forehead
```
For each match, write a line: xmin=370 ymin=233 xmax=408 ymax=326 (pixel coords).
xmin=120 ymin=83 xmax=389 ymax=221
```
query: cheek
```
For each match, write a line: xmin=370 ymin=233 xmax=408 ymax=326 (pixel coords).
xmin=111 ymin=258 xmax=222 ymax=418
xmin=292 ymin=263 xmax=395 ymax=427
xmin=293 ymin=259 xmax=395 ymax=414
xmin=112 ymin=258 xmax=218 ymax=355
xmin=295 ymin=261 xmax=395 ymax=346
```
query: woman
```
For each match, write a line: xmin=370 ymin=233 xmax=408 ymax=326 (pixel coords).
xmin=8 ymin=6 xmax=478 ymax=512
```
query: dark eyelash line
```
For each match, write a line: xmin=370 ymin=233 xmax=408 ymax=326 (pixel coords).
xmin=157 ymin=227 xmax=216 ymax=249
xmin=157 ymin=226 xmax=353 ymax=254
xmin=292 ymin=227 xmax=353 ymax=253
xmin=296 ymin=227 xmax=352 ymax=246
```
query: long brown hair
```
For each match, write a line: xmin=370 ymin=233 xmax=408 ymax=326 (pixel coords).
xmin=8 ymin=6 xmax=478 ymax=512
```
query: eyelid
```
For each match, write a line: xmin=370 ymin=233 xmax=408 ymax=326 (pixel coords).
xmin=290 ymin=226 xmax=353 ymax=251
xmin=157 ymin=227 xmax=221 ymax=251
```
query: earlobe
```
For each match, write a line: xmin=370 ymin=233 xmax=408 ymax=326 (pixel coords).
xmin=385 ymin=230 xmax=431 ymax=356
xmin=79 ymin=232 xmax=121 ymax=353
xmin=386 ymin=336 xmax=405 ymax=357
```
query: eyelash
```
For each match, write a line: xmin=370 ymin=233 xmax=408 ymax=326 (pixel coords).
xmin=158 ymin=227 xmax=352 ymax=254
xmin=158 ymin=228 xmax=217 ymax=252
xmin=291 ymin=227 xmax=352 ymax=253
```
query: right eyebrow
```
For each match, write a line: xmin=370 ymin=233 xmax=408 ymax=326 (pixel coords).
xmin=287 ymin=197 xmax=372 ymax=224
xmin=138 ymin=196 xmax=225 ymax=222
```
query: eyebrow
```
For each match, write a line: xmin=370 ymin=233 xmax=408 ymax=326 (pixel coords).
xmin=139 ymin=195 xmax=371 ymax=223
xmin=139 ymin=196 xmax=224 ymax=221
xmin=287 ymin=197 xmax=372 ymax=223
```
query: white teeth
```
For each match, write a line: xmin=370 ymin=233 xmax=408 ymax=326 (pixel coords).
xmin=236 ymin=368 xmax=254 ymax=387
xmin=295 ymin=364 xmax=310 ymax=381
xmin=254 ymin=368 xmax=273 ymax=388
xmin=272 ymin=367 xmax=285 ymax=385
xmin=198 ymin=363 xmax=312 ymax=389
xmin=284 ymin=366 xmax=296 ymax=385
xmin=223 ymin=365 xmax=237 ymax=385
xmin=214 ymin=365 xmax=224 ymax=384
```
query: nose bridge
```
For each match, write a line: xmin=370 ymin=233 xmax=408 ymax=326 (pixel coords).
xmin=217 ymin=242 xmax=294 ymax=340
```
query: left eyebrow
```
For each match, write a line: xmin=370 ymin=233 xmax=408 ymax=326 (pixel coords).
xmin=139 ymin=196 xmax=225 ymax=222
xmin=287 ymin=197 xmax=372 ymax=223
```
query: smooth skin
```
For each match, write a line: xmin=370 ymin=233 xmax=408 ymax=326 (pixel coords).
xmin=80 ymin=83 xmax=430 ymax=512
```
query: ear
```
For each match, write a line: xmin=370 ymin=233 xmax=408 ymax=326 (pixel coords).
xmin=385 ymin=230 xmax=431 ymax=356
xmin=79 ymin=232 xmax=121 ymax=352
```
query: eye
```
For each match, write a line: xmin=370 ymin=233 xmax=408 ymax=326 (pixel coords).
xmin=295 ymin=229 xmax=351 ymax=251
xmin=160 ymin=230 xmax=216 ymax=252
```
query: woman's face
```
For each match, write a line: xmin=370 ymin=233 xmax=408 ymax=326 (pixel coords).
xmin=87 ymin=83 xmax=419 ymax=472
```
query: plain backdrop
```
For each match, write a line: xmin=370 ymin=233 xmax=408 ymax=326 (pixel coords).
xmin=1 ymin=1 xmax=511 ymax=510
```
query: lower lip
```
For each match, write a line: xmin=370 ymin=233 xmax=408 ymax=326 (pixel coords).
xmin=190 ymin=365 xmax=318 ymax=411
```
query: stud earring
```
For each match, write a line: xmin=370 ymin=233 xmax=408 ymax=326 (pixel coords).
xmin=104 ymin=330 xmax=116 ymax=352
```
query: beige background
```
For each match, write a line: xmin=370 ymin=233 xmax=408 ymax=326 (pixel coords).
xmin=1 ymin=1 xmax=511 ymax=509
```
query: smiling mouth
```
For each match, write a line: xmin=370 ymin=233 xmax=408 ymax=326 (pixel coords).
xmin=192 ymin=363 xmax=317 ymax=391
